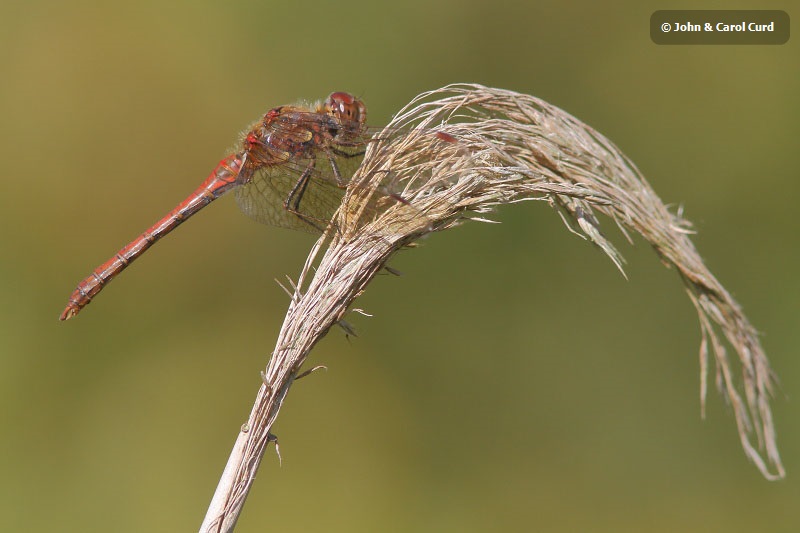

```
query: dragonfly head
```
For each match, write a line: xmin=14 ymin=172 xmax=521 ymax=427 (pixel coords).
xmin=324 ymin=92 xmax=367 ymax=139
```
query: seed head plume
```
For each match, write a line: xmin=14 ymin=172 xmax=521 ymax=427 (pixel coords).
xmin=201 ymin=84 xmax=783 ymax=532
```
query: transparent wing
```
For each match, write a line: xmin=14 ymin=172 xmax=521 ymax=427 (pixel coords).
xmin=234 ymin=152 xmax=363 ymax=233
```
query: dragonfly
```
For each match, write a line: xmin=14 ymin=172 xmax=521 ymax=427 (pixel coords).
xmin=60 ymin=92 xmax=384 ymax=321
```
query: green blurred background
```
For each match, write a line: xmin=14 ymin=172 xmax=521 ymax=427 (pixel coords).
xmin=1 ymin=0 xmax=797 ymax=531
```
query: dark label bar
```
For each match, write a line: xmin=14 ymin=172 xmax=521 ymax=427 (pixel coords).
xmin=651 ymin=10 xmax=790 ymax=45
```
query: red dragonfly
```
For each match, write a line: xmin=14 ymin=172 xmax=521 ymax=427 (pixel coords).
xmin=60 ymin=92 xmax=375 ymax=320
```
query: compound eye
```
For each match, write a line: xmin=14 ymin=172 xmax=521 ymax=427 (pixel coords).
xmin=326 ymin=92 xmax=366 ymax=126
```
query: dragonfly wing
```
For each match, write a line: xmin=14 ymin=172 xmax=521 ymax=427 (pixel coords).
xmin=235 ymin=158 xmax=347 ymax=234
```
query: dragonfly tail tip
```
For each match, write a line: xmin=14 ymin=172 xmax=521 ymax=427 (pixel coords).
xmin=59 ymin=306 xmax=79 ymax=321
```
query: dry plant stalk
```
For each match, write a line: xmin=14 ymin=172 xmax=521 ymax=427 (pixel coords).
xmin=200 ymin=83 xmax=783 ymax=531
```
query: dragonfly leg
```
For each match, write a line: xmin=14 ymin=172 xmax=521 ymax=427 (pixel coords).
xmin=327 ymin=146 xmax=366 ymax=187
xmin=285 ymin=159 xmax=315 ymax=212
xmin=325 ymin=153 xmax=348 ymax=187
xmin=283 ymin=159 xmax=330 ymax=232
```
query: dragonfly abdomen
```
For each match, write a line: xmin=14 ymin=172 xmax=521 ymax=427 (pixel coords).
xmin=59 ymin=154 xmax=244 ymax=320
